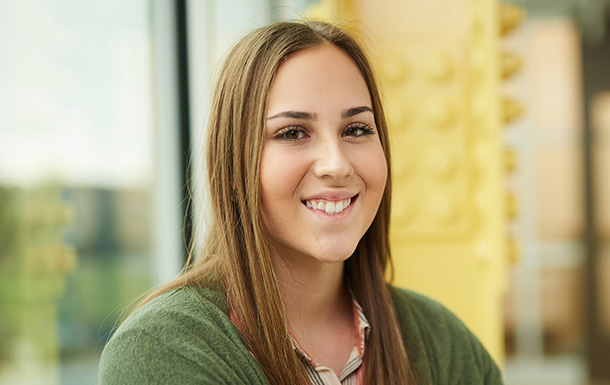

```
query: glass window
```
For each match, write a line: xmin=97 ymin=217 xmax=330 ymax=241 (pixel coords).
xmin=0 ymin=1 xmax=163 ymax=384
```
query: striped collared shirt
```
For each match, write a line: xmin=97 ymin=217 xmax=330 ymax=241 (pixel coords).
xmin=290 ymin=297 xmax=370 ymax=385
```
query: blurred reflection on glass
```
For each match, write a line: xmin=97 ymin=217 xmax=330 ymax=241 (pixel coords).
xmin=592 ymin=92 xmax=610 ymax=338
xmin=502 ymin=15 xmax=588 ymax=385
xmin=0 ymin=1 xmax=154 ymax=384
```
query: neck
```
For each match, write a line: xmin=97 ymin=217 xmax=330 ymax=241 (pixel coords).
xmin=272 ymin=255 xmax=350 ymax=331
xmin=271 ymin=252 xmax=358 ymax=376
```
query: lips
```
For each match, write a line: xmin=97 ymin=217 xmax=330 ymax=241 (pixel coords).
xmin=302 ymin=195 xmax=357 ymax=215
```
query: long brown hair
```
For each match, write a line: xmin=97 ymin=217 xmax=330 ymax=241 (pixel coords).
xmin=142 ymin=21 xmax=417 ymax=385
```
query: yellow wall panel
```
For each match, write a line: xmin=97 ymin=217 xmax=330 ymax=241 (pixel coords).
xmin=308 ymin=0 xmax=524 ymax=365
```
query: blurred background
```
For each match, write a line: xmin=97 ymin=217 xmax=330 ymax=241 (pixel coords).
xmin=0 ymin=0 xmax=608 ymax=384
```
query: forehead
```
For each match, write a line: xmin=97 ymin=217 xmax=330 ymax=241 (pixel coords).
xmin=267 ymin=44 xmax=372 ymax=114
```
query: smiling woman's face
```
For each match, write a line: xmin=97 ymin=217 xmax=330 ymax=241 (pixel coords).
xmin=260 ymin=43 xmax=388 ymax=268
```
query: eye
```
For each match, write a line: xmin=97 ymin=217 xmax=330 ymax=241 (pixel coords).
xmin=343 ymin=123 xmax=375 ymax=137
xmin=274 ymin=126 xmax=308 ymax=141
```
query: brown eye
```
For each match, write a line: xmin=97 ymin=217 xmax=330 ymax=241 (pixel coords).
xmin=343 ymin=124 xmax=374 ymax=137
xmin=345 ymin=127 xmax=361 ymax=136
xmin=284 ymin=129 xmax=301 ymax=139
xmin=274 ymin=127 xmax=307 ymax=141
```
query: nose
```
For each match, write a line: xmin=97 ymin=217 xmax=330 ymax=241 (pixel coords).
xmin=312 ymin=137 xmax=354 ymax=181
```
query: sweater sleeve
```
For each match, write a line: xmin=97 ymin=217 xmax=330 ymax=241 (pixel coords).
xmin=390 ymin=287 xmax=504 ymax=385
xmin=99 ymin=327 xmax=235 ymax=385
xmin=98 ymin=287 xmax=269 ymax=385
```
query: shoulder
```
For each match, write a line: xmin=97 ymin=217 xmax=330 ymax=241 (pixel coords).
xmin=389 ymin=286 xmax=504 ymax=385
xmin=113 ymin=285 xmax=230 ymax=337
xmin=389 ymin=286 xmax=469 ymax=335
xmin=99 ymin=285 xmax=268 ymax=385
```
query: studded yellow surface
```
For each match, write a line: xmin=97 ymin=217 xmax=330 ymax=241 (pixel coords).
xmin=306 ymin=0 xmax=525 ymax=364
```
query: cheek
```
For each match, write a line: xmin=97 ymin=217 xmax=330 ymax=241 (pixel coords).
xmin=356 ymin=144 xmax=388 ymax=196
xmin=259 ymin=146 xmax=306 ymax=215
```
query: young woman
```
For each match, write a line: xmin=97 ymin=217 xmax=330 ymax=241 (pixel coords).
xmin=99 ymin=21 xmax=503 ymax=385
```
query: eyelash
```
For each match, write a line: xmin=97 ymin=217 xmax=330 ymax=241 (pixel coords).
xmin=273 ymin=123 xmax=375 ymax=141
xmin=343 ymin=123 xmax=375 ymax=137
xmin=274 ymin=126 xmax=307 ymax=141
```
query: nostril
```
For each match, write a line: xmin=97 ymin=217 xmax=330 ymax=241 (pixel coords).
xmin=313 ymin=158 xmax=354 ymax=180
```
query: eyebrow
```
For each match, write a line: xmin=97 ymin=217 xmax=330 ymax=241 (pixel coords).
xmin=267 ymin=111 xmax=317 ymax=120
xmin=266 ymin=106 xmax=373 ymax=121
xmin=342 ymin=106 xmax=373 ymax=118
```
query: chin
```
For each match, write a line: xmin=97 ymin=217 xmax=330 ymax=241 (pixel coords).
xmin=312 ymin=245 xmax=358 ymax=265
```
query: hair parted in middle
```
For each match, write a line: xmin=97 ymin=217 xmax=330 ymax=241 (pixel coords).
xmin=150 ymin=20 xmax=419 ymax=385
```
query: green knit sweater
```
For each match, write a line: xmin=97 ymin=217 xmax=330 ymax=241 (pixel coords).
xmin=99 ymin=285 xmax=503 ymax=384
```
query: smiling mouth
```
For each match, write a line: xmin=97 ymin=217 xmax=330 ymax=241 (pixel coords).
xmin=302 ymin=195 xmax=358 ymax=215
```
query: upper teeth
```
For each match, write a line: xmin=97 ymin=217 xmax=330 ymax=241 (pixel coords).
xmin=305 ymin=198 xmax=352 ymax=215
